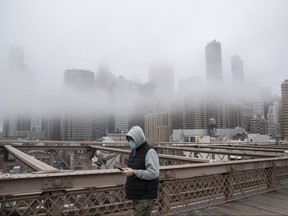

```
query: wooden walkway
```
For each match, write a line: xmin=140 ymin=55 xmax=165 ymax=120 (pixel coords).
xmin=188 ymin=188 xmax=288 ymax=215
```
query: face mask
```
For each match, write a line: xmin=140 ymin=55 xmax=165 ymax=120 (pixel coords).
xmin=128 ymin=140 xmax=137 ymax=149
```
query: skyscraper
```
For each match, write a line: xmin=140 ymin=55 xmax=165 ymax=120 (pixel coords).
xmin=61 ymin=69 xmax=95 ymax=141
xmin=64 ymin=69 xmax=94 ymax=91
xmin=61 ymin=112 xmax=93 ymax=141
xmin=205 ymin=40 xmax=223 ymax=82
xmin=144 ymin=112 xmax=172 ymax=144
xmin=183 ymin=93 xmax=208 ymax=129
xmin=281 ymin=80 xmax=288 ymax=140
xmin=2 ymin=47 xmax=36 ymax=139
xmin=7 ymin=47 xmax=35 ymax=84
xmin=231 ymin=55 xmax=244 ymax=83
xmin=240 ymin=103 xmax=253 ymax=132
xmin=226 ymin=103 xmax=241 ymax=129
xmin=110 ymin=76 xmax=132 ymax=133
xmin=267 ymin=103 xmax=279 ymax=139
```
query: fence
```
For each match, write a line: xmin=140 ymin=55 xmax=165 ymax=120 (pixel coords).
xmin=1 ymin=156 xmax=288 ymax=215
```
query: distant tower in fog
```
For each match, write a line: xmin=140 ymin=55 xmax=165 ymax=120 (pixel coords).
xmin=61 ymin=69 xmax=95 ymax=141
xmin=64 ymin=69 xmax=94 ymax=91
xmin=231 ymin=55 xmax=244 ymax=83
xmin=7 ymin=47 xmax=35 ymax=84
xmin=110 ymin=76 xmax=132 ymax=133
xmin=205 ymin=40 xmax=223 ymax=82
xmin=95 ymin=65 xmax=115 ymax=91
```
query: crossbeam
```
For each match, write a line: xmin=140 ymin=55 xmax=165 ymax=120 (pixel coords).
xmin=90 ymin=145 xmax=211 ymax=163
xmin=4 ymin=145 xmax=59 ymax=172
xmin=156 ymin=146 xmax=282 ymax=158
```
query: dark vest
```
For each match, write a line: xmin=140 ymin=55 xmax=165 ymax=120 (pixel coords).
xmin=125 ymin=142 xmax=159 ymax=200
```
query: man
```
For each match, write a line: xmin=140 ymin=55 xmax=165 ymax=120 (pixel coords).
xmin=121 ymin=126 xmax=159 ymax=216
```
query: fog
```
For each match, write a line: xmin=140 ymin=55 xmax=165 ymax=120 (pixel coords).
xmin=1 ymin=0 xmax=288 ymax=129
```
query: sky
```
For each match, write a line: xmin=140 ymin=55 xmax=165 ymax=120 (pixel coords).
xmin=0 ymin=0 xmax=288 ymax=126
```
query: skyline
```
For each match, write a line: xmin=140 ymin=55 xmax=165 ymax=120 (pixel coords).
xmin=1 ymin=0 xmax=288 ymax=128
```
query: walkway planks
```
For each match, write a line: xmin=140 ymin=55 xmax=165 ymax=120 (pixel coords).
xmin=187 ymin=188 xmax=288 ymax=215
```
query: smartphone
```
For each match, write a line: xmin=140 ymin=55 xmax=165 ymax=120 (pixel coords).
xmin=117 ymin=167 xmax=124 ymax=171
xmin=114 ymin=162 xmax=123 ymax=171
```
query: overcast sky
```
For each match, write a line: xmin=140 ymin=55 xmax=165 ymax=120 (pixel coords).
xmin=0 ymin=0 xmax=288 ymax=100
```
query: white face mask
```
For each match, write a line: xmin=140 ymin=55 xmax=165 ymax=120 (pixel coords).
xmin=128 ymin=140 xmax=137 ymax=149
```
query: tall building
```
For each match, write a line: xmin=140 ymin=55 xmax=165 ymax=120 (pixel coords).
xmin=144 ymin=112 xmax=172 ymax=144
xmin=61 ymin=69 xmax=95 ymax=141
xmin=93 ymin=112 xmax=109 ymax=141
xmin=94 ymin=65 xmax=115 ymax=91
xmin=7 ymin=47 xmax=35 ymax=86
xmin=171 ymin=94 xmax=184 ymax=130
xmin=3 ymin=117 xmax=18 ymax=138
xmin=227 ymin=103 xmax=241 ymax=129
xmin=110 ymin=76 xmax=132 ymax=133
xmin=205 ymin=40 xmax=223 ymax=82
xmin=3 ymin=114 xmax=31 ymax=138
xmin=250 ymin=115 xmax=268 ymax=135
xmin=42 ymin=114 xmax=61 ymax=141
xmin=183 ymin=93 xmax=208 ymax=129
xmin=267 ymin=103 xmax=279 ymax=139
xmin=252 ymin=102 xmax=265 ymax=119
xmin=231 ymin=55 xmax=244 ymax=83
xmin=207 ymin=95 xmax=227 ymax=129
xmin=240 ymin=103 xmax=253 ymax=132
xmin=281 ymin=80 xmax=288 ymax=140
xmin=60 ymin=112 xmax=93 ymax=141
xmin=182 ymin=93 xmax=228 ymax=130
xmin=64 ymin=69 xmax=94 ymax=91
xmin=93 ymin=66 xmax=115 ymax=140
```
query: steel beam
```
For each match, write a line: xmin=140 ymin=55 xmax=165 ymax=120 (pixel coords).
xmin=3 ymin=145 xmax=58 ymax=172
xmin=90 ymin=146 xmax=211 ymax=163
xmin=156 ymin=146 xmax=282 ymax=158
xmin=205 ymin=145 xmax=287 ymax=153
xmin=1 ymin=156 xmax=288 ymax=197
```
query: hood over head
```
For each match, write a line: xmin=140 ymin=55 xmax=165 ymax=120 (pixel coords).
xmin=126 ymin=126 xmax=147 ymax=148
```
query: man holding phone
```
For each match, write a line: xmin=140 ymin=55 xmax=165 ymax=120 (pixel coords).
xmin=120 ymin=126 xmax=159 ymax=216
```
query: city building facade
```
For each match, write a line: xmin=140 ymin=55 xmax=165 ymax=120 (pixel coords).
xmin=144 ymin=112 xmax=172 ymax=144
xmin=281 ymin=80 xmax=288 ymax=140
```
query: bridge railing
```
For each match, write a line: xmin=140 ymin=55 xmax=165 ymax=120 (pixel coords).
xmin=1 ymin=156 xmax=288 ymax=215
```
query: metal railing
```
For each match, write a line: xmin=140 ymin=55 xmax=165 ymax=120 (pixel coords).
xmin=1 ymin=141 xmax=288 ymax=215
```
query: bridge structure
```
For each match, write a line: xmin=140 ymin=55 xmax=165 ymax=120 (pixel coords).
xmin=1 ymin=140 xmax=288 ymax=215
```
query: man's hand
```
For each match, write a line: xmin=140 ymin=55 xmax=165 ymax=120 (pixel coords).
xmin=121 ymin=167 xmax=135 ymax=176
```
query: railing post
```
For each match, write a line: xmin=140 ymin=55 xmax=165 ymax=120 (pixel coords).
xmin=44 ymin=192 xmax=63 ymax=216
xmin=158 ymin=183 xmax=171 ymax=215
xmin=223 ymin=173 xmax=234 ymax=201
xmin=266 ymin=163 xmax=276 ymax=191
